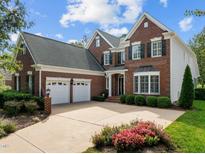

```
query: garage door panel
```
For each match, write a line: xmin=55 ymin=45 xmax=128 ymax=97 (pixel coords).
xmin=73 ymin=81 xmax=91 ymax=102
xmin=46 ymin=79 xmax=70 ymax=104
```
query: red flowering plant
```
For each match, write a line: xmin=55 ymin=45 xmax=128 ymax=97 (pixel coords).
xmin=112 ymin=121 xmax=163 ymax=152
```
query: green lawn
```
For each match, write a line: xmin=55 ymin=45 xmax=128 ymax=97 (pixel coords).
xmin=165 ymin=100 xmax=205 ymax=152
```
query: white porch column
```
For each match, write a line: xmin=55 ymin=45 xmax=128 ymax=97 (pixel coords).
xmin=108 ymin=74 xmax=112 ymax=97
xmin=123 ymin=73 xmax=125 ymax=94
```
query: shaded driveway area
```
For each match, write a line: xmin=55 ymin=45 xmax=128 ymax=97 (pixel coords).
xmin=0 ymin=102 xmax=184 ymax=153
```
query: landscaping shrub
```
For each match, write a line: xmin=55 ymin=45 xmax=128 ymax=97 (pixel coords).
xmin=92 ymin=96 xmax=106 ymax=102
xmin=0 ymin=90 xmax=44 ymax=110
xmin=178 ymin=65 xmax=194 ymax=109
xmin=4 ymin=101 xmax=24 ymax=116
xmin=146 ymin=96 xmax=158 ymax=107
xmin=92 ymin=124 xmax=131 ymax=148
xmin=100 ymin=90 xmax=108 ymax=98
xmin=125 ymin=95 xmax=135 ymax=104
xmin=120 ymin=95 xmax=126 ymax=104
xmin=0 ymin=128 xmax=6 ymax=138
xmin=135 ymin=95 xmax=146 ymax=106
xmin=0 ymin=120 xmax=16 ymax=134
xmin=112 ymin=121 xmax=164 ymax=152
xmin=32 ymin=96 xmax=44 ymax=110
xmin=112 ymin=130 xmax=145 ymax=152
xmin=24 ymin=100 xmax=38 ymax=114
xmin=157 ymin=97 xmax=171 ymax=108
xmin=195 ymin=88 xmax=205 ymax=100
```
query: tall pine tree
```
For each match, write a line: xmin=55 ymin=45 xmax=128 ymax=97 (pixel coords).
xmin=178 ymin=65 xmax=194 ymax=109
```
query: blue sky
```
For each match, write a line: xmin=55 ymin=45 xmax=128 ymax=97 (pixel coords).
xmin=11 ymin=0 xmax=205 ymax=44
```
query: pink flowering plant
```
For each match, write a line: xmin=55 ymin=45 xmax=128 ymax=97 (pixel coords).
xmin=92 ymin=121 xmax=171 ymax=152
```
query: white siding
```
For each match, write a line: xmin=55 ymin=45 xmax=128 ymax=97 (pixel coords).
xmin=170 ymin=36 xmax=199 ymax=102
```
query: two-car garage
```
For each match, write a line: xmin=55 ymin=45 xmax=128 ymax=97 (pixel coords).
xmin=46 ymin=77 xmax=91 ymax=105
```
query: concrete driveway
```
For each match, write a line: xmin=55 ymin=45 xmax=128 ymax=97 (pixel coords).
xmin=0 ymin=102 xmax=184 ymax=153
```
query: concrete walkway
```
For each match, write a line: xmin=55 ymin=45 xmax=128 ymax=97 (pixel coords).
xmin=0 ymin=102 xmax=184 ymax=153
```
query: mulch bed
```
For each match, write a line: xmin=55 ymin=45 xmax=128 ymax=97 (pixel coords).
xmin=0 ymin=109 xmax=49 ymax=131
xmin=87 ymin=144 xmax=175 ymax=153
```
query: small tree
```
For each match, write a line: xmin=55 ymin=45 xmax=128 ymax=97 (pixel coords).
xmin=178 ymin=65 xmax=194 ymax=109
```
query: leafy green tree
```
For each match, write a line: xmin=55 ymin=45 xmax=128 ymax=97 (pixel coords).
xmin=0 ymin=0 xmax=32 ymax=89
xmin=189 ymin=27 xmax=205 ymax=88
xmin=185 ymin=9 xmax=205 ymax=17
xmin=178 ymin=65 xmax=194 ymax=109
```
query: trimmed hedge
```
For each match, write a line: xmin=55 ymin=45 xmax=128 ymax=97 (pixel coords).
xmin=120 ymin=95 xmax=126 ymax=104
xmin=146 ymin=96 xmax=158 ymax=107
xmin=195 ymin=88 xmax=205 ymax=100
xmin=157 ymin=97 xmax=171 ymax=108
xmin=134 ymin=95 xmax=146 ymax=106
xmin=0 ymin=90 xmax=44 ymax=110
xmin=92 ymin=96 xmax=106 ymax=102
xmin=125 ymin=95 xmax=135 ymax=104
xmin=4 ymin=101 xmax=24 ymax=116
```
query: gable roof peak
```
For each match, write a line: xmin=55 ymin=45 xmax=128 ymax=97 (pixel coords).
xmin=125 ymin=12 xmax=172 ymax=40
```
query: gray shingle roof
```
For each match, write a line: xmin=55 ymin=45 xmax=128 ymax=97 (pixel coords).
xmin=21 ymin=32 xmax=104 ymax=72
xmin=97 ymin=29 xmax=120 ymax=47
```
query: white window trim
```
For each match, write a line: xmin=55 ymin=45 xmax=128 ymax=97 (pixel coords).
xmin=120 ymin=51 xmax=125 ymax=64
xmin=103 ymin=51 xmax=110 ymax=65
xmin=133 ymin=71 xmax=160 ymax=95
xmin=132 ymin=43 xmax=141 ymax=60
xmin=150 ymin=37 xmax=162 ymax=42
xmin=131 ymin=41 xmax=141 ymax=46
xmin=151 ymin=40 xmax=162 ymax=58
xmin=95 ymin=36 xmax=100 ymax=47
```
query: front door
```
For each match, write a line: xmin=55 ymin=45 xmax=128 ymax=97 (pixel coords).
xmin=118 ymin=75 xmax=124 ymax=95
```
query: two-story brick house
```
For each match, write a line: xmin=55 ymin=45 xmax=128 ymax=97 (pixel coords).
xmin=13 ymin=12 xmax=199 ymax=104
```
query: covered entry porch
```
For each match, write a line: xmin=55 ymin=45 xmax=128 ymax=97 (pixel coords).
xmin=105 ymin=67 xmax=128 ymax=97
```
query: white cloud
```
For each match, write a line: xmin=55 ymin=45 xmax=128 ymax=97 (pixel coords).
xmin=160 ymin=0 xmax=168 ymax=7
xmin=60 ymin=0 xmax=145 ymax=28
xmin=179 ymin=17 xmax=193 ymax=32
xmin=55 ymin=33 xmax=63 ymax=39
xmin=67 ymin=39 xmax=78 ymax=44
xmin=10 ymin=32 xmax=19 ymax=42
xmin=104 ymin=27 xmax=128 ymax=37
xmin=35 ymin=33 xmax=44 ymax=37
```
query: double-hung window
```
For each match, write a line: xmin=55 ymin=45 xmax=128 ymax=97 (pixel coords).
xmin=104 ymin=51 xmax=110 ymax=65
xmin=134 ymin=72 xmax=160 ymax=95
xmin=132 ymin=44 xmax=141 ymax=60
xmin=95 ymin=36 xmax=100 ymax=47
xmin=151 ymin=40 xmax=162 ymax=57
xmin=118 ymin=51 xmax=125 ymax=64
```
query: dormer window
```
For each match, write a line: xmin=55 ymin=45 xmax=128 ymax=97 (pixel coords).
xmin=95 ymin=36 xmax=100 ymax=47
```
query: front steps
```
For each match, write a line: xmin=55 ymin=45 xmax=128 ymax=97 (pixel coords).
xmin=106 ymin=96 xmax=121 ymax=103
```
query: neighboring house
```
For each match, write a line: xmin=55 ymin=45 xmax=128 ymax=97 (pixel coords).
xmin=13 ymin=12 xmax=199 ymax=104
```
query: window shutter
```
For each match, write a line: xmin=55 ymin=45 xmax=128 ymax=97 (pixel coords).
xmin=32 ymin=75 xmax=35 ymax=95
xmin=162 ymin=40 xmax=166 ymax=56
xmin=101 ymin=54 xmax=104 ymax=65
xmin=19 ymin=76 xmax=21 ymax=91
xmin=128 ymin=46 xmax=132 ymax=60
xmin=141 ymin=44 xmax=145 ymax=58
xmin=147 ymin=42 xmax=151 ymax=57
xmin=109 ymin=51 xmax=112 ymax=65
xmin=118 ymin=52 xmax=121 ymax=64
xmin=26 ymin=75 xmax=29 ymax=92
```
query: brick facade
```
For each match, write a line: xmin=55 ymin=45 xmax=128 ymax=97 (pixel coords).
xmin=124 ymin=17 xmax=170 ymax=96
xmin=13 ymin=48 xmax=39 ymax=96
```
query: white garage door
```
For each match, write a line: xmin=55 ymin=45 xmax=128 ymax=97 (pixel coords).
xmin=73 ymin=79 xmax=91 ymax=102
xmin=46 ymin=78 xmax=70 ymax=104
